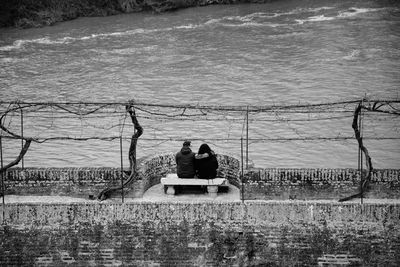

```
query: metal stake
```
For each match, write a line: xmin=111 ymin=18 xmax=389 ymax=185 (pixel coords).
xmin=1 ymin=136 xmax=4 ymax=224
xmin=359 ymin=100 xmax=364 ymax=205
xmin=120 ymin=136 xmax=124 ymax=203
xmin=20 ymin=108 xmax=24 ymax=169
xmin=241 ymin=137 xmax=244 ymax=203
xmin=246 ymin=106 xmax=249 ymax=169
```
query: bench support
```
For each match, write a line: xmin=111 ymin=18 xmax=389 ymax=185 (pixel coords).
xmin=165 ymin=184 xmax=218 ymax=198
xmin=161 ymin=174 xmax=227 ymax=198
xmin=207 ymin=185 xmax=218 ymax=198
xmin=166 ymin=185 xmax=175 ymax=196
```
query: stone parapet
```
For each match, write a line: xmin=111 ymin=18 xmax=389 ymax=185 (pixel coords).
xmin=244 ymin=168 xmax=400 ymax=185
xmin=2 ymin=163 xmax=399 ymax=199
xmin=242 ymin=168 xmax=400 ymax=200
xmin=1 ymin=154 xmax=240 ymax=197
xmin=138 ymin=153 xmax=240 ymax=193
xmin=1 ymin=201 xmax=399 ymax=266
xmin=2 ymin=167 xmax=122 ymax=196
xmin=1 ymin=200 xmax=399 ymax=228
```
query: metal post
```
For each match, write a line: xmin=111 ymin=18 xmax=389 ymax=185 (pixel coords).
xmin=133 ymin=123 xmax=136 ymax=167
xmin=358 ymin=136 xmax=362 ymax=186
xmin=359 ymin=102 xmax=364 ymax=205
xmin=120 ymin=136 xmax=124 ymax=203
xmin=241 ymin=137 xmax=244 ymax=203
xmin=20 ymin=108 xmax=24 ymax=169
xmin=1 ymin=136 xmax=5 ymax=224
xmin=246 ymin=106 xmax=249 ymax=169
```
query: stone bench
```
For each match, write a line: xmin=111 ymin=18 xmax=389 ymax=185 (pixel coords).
xmin=160 ymin=173 xmax=229 ymax=197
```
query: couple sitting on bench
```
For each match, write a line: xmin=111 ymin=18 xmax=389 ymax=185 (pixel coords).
xmin=161 ymin=140 xmax=227 ymax=197
xmin=176 ymin=140 xmax=218 ymax=179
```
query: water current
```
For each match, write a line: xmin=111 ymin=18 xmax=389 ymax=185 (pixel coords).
xmin=0 ymin=0 xmax=399 ymax=169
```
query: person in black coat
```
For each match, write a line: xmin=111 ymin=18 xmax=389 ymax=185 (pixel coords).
xmin=175 ymin=140 xmax=196 ymax=178
xmin=195 ymin=143 xmax=218 ymax=179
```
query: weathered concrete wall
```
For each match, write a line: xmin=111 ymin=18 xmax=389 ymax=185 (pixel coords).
xmin=1 ymin=201 xmax=399 ymax=266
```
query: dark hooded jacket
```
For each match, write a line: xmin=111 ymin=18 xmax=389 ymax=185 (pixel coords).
xmin=175 ymin=146 xmax=195 ymax=178
xmin=195 ymin=151 xmax=218 ymax=179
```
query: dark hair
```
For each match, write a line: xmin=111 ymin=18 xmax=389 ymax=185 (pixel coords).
xmin=198 ymin=143 xmax=212 ymax=154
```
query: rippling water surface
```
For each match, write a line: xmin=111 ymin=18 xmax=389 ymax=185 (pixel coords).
xmin=0 ymin=0 xmax=399 ymax=168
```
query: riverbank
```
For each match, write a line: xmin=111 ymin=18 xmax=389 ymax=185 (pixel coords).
xmin=0 ymin=0 xmax=272 ymax=28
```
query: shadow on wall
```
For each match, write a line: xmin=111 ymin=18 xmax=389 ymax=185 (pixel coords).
xmin=140 ymin=153 xmax=241 ymax=194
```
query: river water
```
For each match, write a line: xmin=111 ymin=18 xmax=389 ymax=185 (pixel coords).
xmin=0 ymin=0 xmax=399 ymax=169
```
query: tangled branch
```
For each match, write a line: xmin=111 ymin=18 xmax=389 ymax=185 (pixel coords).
xmin=0 ymin=104 xmax=34 ymax=174
xmin=0 ymin=139 xmax=32 ymax=174
xmin=339 ymin=100 xmax=400 ymax=202
xmin=97 ymin=101 xmax=143 ymax=201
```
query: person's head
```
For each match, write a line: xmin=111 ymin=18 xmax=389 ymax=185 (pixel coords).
xmin=183 ymin=140 xmax=191 ymax=147
xmin=198 ymin=143 xmax=212 ymax=154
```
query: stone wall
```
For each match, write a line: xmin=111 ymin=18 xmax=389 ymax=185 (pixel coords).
xmin=1 ymin=201 xmax=399 ymax=266
xmin=2 ymin=167 xmax=122 ymax=197
xmin=2 ymin=161 xmax=400 ymax=200
xmin=141 ymin=153 xmax=241 ymax=193
xmin=243 ymin=168 xmax=400 ymax=200
xmin=244 ymin=168 xmax=400 ymax=185
xmin=3 ymin=201 xmax=399 ymax=228
xmin=1 ymin=153 xmax=240 ymax=197
xmin=2 ymin=158 xmax=400 ymax=265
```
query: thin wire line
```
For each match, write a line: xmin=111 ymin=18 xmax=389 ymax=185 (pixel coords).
xmin=1 ymin=136 xmax=399 ymax=142
xmin=2 ymin=99 xmax=399 ymax=111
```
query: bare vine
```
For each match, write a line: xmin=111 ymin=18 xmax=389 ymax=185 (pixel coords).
xmin=97 ymin=101 xmax=143 ymax=201
xmin=0 ymin=104 xmax=33 ymax=175
xmin=339 ymin=100 xmax=400 ymax=202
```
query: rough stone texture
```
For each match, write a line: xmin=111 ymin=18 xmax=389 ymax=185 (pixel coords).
xmin=1 ymin=161 xmax=400 ymax=266
xmin=0 ymin=201 xmax=399 ymax=266
xmin=2 ymin=201 xmax=399 ymax=227
xmin=3 ymin=167 xmax=122 ymax=197
xmin=244 ymin=168 xmax=400 ymax=185
xmin=243 ymin=168 xmax=400 ymax=200
xmin=141 ymin=153 xmax=240 ymax=193
xmin=3 ymin=164 xmax=399 ymax=200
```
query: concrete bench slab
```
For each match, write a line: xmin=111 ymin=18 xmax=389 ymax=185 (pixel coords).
xmin=161 ymin=173 xmax=228 ymax=197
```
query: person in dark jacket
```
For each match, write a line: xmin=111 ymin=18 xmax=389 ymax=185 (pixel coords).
xmin=175 ymin=140 xmax=196 ymax=178
xmin=195 ymin=143 xmax=218 ymax=179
